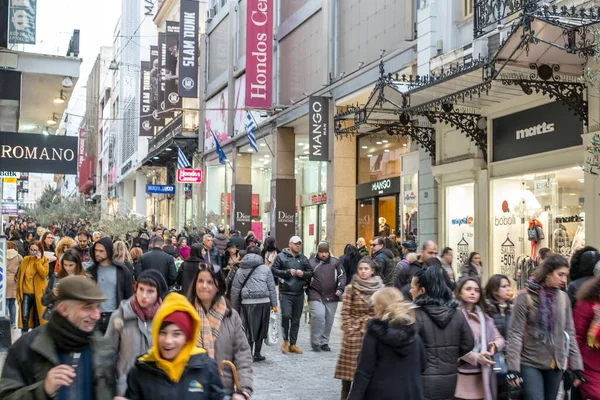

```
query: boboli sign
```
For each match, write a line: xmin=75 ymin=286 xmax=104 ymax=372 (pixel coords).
xmin=0 ymin=131 xmax=78 ymax=174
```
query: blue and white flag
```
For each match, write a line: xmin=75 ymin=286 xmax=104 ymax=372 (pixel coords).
xmin=211 ymin=130 xmax=228 ymax=165
xmin=177 ymin=145 xmax=191 ymax=169
xmin=246 ymin=111 xmax=258 ymax=152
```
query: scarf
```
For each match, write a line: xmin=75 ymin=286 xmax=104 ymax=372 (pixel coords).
xmin=47 ymin=309 xmax=94 ymax=352
xmin=587 ymin=302 xmax=600 ymax=348
xmin=527 ymin=277 xmax=558 ymax=341
xmin=130 ymin=295 xmax=162 ymax=323
xmin=351 ymin=275 xmax=384 ymax=300
xmin=195 ymin=296 xmax=227 ymax=359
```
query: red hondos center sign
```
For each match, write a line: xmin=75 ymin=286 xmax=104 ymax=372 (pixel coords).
xmin=177 ymin=169 xmax=202 ymax=183
xmin=245 ymin=0 xmax=273 ymax=109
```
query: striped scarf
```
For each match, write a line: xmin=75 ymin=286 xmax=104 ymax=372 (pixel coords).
xmin=195 ymin=296 xmax=227 ymax=359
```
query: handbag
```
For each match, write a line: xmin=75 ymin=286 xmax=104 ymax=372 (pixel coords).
xmin=492 ymin=351 xmax=508 ymax=375
xmin=265 ymin=310 xmax=279 ymax=346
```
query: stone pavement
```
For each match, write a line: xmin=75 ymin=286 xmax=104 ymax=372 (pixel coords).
xmin=251 ymin=310 xmax=343 ymax=400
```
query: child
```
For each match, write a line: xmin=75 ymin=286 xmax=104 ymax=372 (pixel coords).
xmin=349 ymin=287 xmax=426 ymax=400
xmin=124 ymin=292 xmax=225 ymax=399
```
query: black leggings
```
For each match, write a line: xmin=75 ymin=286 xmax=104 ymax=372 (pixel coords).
xmin=21 ymin=294 xmax=39 ymax=332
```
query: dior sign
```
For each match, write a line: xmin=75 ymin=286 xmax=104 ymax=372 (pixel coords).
xmin=232 ymin=184 xmax=252 ymax=233
xmin=271 ymin=179 xmax=296 ymax=249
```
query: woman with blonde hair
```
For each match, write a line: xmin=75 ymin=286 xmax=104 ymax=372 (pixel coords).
xmin=53 ymin=236 xmax=76 ymax=272
xmin=114 ymin=240 xmax=134 ymax=272
xmin=350 ymin=287 xmax=426 ymax=400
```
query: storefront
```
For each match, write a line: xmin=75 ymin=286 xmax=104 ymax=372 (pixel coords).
xmin=205 ymin=162 xmax=233 ymax=228
xmin=357 ymin=177 xmax=401 ymax=244
xmin=489 ymin=101 xmax=585 ymax=283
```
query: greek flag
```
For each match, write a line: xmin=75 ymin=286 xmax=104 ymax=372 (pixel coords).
xmin=177 ymin=145 xmax=191 ymax=169
xmin=211 ymin=130 xmax=228 ymax=165
xmin=246 ymin=111 xmax=258 ymax=152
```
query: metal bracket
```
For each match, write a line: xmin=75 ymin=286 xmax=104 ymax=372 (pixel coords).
xmin=375 ymin=123 xmax=436 ymax=161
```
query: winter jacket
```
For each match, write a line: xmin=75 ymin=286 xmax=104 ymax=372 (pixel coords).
xmin=213 ymin=233 xmax=228 ymax=256
xmin=372 ymin=248 xmax=394 ymax=278
xmin=349 ymin=318 xmax=426 ymax=400
xmin=272 ymin=248 xmax=313 ymax=295
xmin=71 ymin=244 xmax=91 ymax=263
xmin=88 ymin=238 xmax=134 ymax=309
xmin=105 ymin=298 xmax=155 ymax=395
xmin=41 ymin=273 xmax=59 ymax=311
xmin=414 ymin=301 xmax=475 ymax=400
xmin=460 ymin=263 xmax=482 ymax=280
xmin=229 ymin=233 xmax=245 ymax=250
xmin=125 ymin=293 xmax=224 ymax=400
xmin=205 ymin=245 xmax=222 ymax=272
xmin=230 ymin=253 xmax=277 ymax=310
xmin=136 ymin=247 xmax=178 ymax=286
xmin=16 ymin=255 xmax=49 ymax=329
xmin=6 ymin=249 xmax=22 ymax=299
xmin=358 ymin=246 xmax=369 ymax=258
xmin=568 ymin=276 xmax=593 ymax=308
xmin=214 ymin=308 xmax=254 ymax=396
xmin=0 ymin=323 xmax=116 ymax=400
xmin=162 ymin=245 xmax=180 ymax=259
xmin=397 ymin=259 xmax=455 ymax=300
xmin=339 ymin=254 xmax=358 ymax=285
xmin=573 ymin=299 xmax=600 ymax=400
xmin=506 ymin=287 xmax=583 ymax=373
xmin=308 ymin=254 xmax=346 ymax=302
xmin=177 ymin=259 xmax=203 ymax=297
xmin=486 ymin=299 xmax=512 ymax=340
xmin=10 ymin=238 xmax=25 ymax=257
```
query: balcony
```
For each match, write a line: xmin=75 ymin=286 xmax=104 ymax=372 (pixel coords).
xmin=474 ymin=0 xmax=532 ymax=38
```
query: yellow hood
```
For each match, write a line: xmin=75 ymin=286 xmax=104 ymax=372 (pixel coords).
xmin=139 ymin=292 xmax=205 ymax=382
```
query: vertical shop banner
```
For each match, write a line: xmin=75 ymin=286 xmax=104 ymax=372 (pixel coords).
xmin=150 ymin=45 xmax=163 ymax=126
xmin=179 ymin=0 xmax=199 ymax=98
xmin=232 ymin=184 xmax=252 ymax=233
xmin=1 ymin=0 xmax=9 ymax=48
xmin=78 ymin=128 xmax=87 ymax=166
xmin=245 ymin=0 xmax=273 ymax=109
xmin=165 ymin=22 xmax=181 ymax=112
xmin=309 ymin=96 xmax=330 ymax=162
xmin=9 ymin=0 xmax=36 ymax=44
xmin=271 ymin=179 xmax=296 ymax=249
xmin=0 ymin=237 xmax=6 ymax=317
xmin=139 ymin=61 xmax=153 ymax=136
xmin=158 ymin=32 xmax=173 ymax=119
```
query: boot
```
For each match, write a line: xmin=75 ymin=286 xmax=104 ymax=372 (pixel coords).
xmin=281 ymin=340 xmax=290 ymax=353
xmin=341 ymin=380 xmax=352 ymax=400
xmin=289 ymin=344 xmax=303 ymax=354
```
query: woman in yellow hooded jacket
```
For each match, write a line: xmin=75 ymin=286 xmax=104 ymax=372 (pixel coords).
xmin=123 ymin=292 xmax=225 ymax=399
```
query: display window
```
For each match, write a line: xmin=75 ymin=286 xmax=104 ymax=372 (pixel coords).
xmin=205 ymin=163 xmax=233 ymax=227
xmin=357 ymin=198 xmax=375 ymax=243
xmin=401 ymin=173 xmax=419 ymax=242
xmin=491 ymin=167 xmax=585 ymax=286
xmin=446 ymin=183 xmax=475 ymax=272
xmin=358 ymin=136 xmax=409 ymax=184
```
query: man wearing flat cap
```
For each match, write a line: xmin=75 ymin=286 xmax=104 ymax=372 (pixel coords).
xmin=0 ymin=275 xmax=117 ymax=400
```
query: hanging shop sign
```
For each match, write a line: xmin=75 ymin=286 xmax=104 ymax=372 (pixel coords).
xmin=500 ymin=234 xmax=516 ymax=277
xmin=165 ymin=21 xmax=181 ymax=111
xmin=232 ymin=184 xmax=253 ymax=233
xmin=271 ymin=179 xmax=296 ymax=247
xmin=492 ymin=101 xmax=583 ymax=162
xmin=311 ymin=192 xmax=327 ymax=204
xmin=309 ymin=96 xmax=330 ymax=162
xmin=245 ymin=0 xmax=273 ymax=109
xmin=150 ymin=45 xmax=163 ymax=126
xmin=534 ymin=179 xmax=551 ymax=196
xmin=9 ymin=0 xmax=36 ymax=44
xmin=0 ymin=132 xmax=78 ymax=174
xmin=2 ymin=202 xmax=18 ymax=215
xmin=139 ymin=61 xmax=153 ymax=137
xmin=158 ymin=32 xmax=173 ymax=119
xmin=456 ymin=235 xmax=470 ymax=267
xmin=357 ymin=177 xmax=401 ymax=199
xmin=179 ymin=0 xmax=199 ymax=98
xmin=146 ymin=184 xmax=176 ymax=195
xmin=177 ymin=169 xmax=202 ymax=183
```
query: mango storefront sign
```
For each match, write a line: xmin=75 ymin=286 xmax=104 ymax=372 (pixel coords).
xmin=0 ymin=132 xmax=78 ymax=174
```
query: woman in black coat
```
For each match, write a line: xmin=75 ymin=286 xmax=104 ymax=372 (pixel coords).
xmin=350 ymin=287 xmax=426 ymax=400
xmin=176 ymin=243 xmax=206 ymax=296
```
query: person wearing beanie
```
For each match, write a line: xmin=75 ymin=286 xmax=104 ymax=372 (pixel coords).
xmin=87 ymin=237 xmax=135 ymax=334
xmin=124 ymin=293 xmax=225 ymax=399
xmin=105 ymin=270 xmax=168 ymax=395
xmin=308 ymin=241 xmax=346 ymax=352
xmin=0 ymin=275 xmax=118 ymax=399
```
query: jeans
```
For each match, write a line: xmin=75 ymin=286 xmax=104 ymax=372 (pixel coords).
xmin=521 ymin=365 xmax=563 ymax=400
xmin=309 ymin=300 xmax=338 ymax=347
xmin=6 ymin=298 xmax=16 ymax=326
xmin=21 ymin=294 xmax=39 ymax=332
xmin=280 ymin=293 xmax=304 ymax=345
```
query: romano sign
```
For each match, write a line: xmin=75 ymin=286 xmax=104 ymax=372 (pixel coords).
xmin=0 ymin=132 xmax=78 ymax=174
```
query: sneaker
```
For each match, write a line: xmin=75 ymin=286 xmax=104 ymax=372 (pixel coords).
xmin=281 ymin=340 xmax=290 ymax=353
xmin=289 ymin=345 xmax=303 ymax=354
xmin=10 ymin=324 xmax=16 ymax=330
xmin=320 ymin=344 xmax=331 ymax=352
xmin=311 ymin=345 xmax=322 ymax=352
xmin=253 ymin=354 xmax=266 ymax=362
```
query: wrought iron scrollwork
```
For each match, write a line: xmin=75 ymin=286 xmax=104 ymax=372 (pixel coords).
xmin=474 ymin=0 xmax=533 ymax=38
xmin=377 ymin=123 xmax=436 ymax=160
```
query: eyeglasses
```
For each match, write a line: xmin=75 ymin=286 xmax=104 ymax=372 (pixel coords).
xmin=370 ymin=243 xmax=377 ymax=247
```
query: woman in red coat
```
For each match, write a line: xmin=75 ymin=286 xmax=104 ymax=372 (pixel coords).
xmin=574 ymin=275 xmax=600 ymax=400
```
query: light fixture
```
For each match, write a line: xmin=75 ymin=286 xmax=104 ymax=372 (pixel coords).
xmin=367 ymin=154 xmax=373 ymax=158
xmin=570 ymin=193 xmax=576 ymax=196
xmin=578 ymin=178 xmax=584 ymax=183
xmin=53 ymin=90 xmax=66 ymax=104
xmin=384 ymin=149 xmax=390 ymax=153
xmin=290 ymin=98 xmax=295 ymax=105
xmin=165 ymin=147 xmax=173 ymax=151
xmin=62 ymin=76 xmax=73 ymax=88
xmin=380 ymin=49 xmax=386 ymax=57
xmin=303 ymin=151 xmax=309 ymax=155
xmin=339 ymin=72 xmax=346 ymax=79
xmin=152 ymin=156 xmax=160 ymax=160
xmin=304 ymin=144 xmax=309 ymax=150
xmin=247 ymin=148 xmax=254 ymax=152
xmin=47 ymin=113 xmax=58 ymax=126
xmin=361 ymin=146 xmax=368 ymax=149
xmin=264 ymin=154 xmax=270 ymax=158
xmin=294 ymin=158 xmax=299 ymax=161
xmin=298 ymin=142 xmax=304 ymax=146
xmin=523 ymin=175 xmax=535 ymax=180
xmin=20 ymin=123 xmax=36 ymax=131
xmin=382 ymin=140 xmax=388 ymax=143
xmin=358 ymin=61 xmax=365 ymax=69
xmin=302 ymin=92 xmax=309 ymax=97
xmin=260 ymin=143 xmax=266 ymax=147
xmin=572 ymin=166 xmax=582 ymax=170
xmin=402 ymin=143 xmax=407 ymax=147
xmin=108 ymin=61 xmax=119 ymax=71
xmin=42 ymin=128 xmax=49 ymax=135
xmin=376 ymin=141 xmax=382 ymax=145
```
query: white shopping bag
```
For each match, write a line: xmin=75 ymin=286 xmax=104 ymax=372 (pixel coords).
xmin=265 ymin=310 xmax=279 ymax=346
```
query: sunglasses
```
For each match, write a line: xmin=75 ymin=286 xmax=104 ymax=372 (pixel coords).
xmin=370 ymin=243 xmax=378 ymax=247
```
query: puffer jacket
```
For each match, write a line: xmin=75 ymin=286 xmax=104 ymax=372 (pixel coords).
xmin=414 ymin=300 xmax=475 ymax=400
xmin=230 ymin=253 xmax=277 ymax=310
xmin=308 ymin=254 xmax=346 ymax=302
xmin=213 ymin=233 xmax=229 ymax=256
xmin=272 ymin=248 xmax=313 ymax=295
xmin=105 ymin=298 xmax=154 ymax=396
xmin=6 ymin=249 xmax=22 ymax=299
xmin=486 ymin=299 xmax=512 ymax=339
xmin=372 ymin=248 xmax=394 ymax=276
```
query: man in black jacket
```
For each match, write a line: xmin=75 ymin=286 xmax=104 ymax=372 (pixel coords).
xmin=371 ymin=236 xmax=395 ymax=283
xmin=229 ymin=229 xmax=246 ymax=250
xmin=272 ymin=235 xmax=313 ymax=354
xmin=87 ymin=237 xmax=135 ymax=334
xmin=135 ymin=237 xmax=178 ymax=286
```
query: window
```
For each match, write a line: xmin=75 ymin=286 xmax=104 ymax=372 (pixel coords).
xmin=463 ymin=0 xmax=474 ymax=19
xmin=358 ymin=136 xmax=409 ymax=184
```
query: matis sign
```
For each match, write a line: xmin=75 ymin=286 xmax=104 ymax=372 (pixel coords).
xmin=245 ymin=0 xmax=273 ymax=109
xmin=177 ymin=168 xmax=202 ymax=183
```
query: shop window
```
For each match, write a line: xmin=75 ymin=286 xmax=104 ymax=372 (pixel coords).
xmin=462 ymin=0 xmax=473 ymax=19
xmin=358 ymin=199 xmax=375 ymax=244
xmin=378 ymin=196 xmax=397 ymax=237
xmin=358 ymin=136 xmax=409 ymax=184
xmin=491 ymin=167 xmax=585 ymax=286
xmin=401 ymin=173 xmax=419 ymax=242
xmin=446 ymin=183 xmax=475 ymax=272
xmin=205 ymin=163 xmax=232 ymax=227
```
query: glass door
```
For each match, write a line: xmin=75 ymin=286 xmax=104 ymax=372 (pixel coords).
xmin=302 ymin=205 xmax=319 ymax=255
xmin=357 ymin=199 xmax=375 ymax=244
xmin=378 ymin=196 xmax=397 ymax=237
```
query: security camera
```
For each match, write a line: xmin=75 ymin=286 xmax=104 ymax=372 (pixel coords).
xmin=62 ymin=76 xmax=73 ymax=88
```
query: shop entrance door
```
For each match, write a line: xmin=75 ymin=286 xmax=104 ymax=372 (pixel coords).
xmin=378 ymin=196 xmax=397 ymax=237
xmin=302 ymin=204 xmax=327 ymax=255
xmin=357 ymin=199 xmax=375 ymax=244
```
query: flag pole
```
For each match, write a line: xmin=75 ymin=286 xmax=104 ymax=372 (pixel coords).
xmin=210 ymin=129 xmax=235 ymax=173
xmin=249 ymin=111 xmax=275 ymax=157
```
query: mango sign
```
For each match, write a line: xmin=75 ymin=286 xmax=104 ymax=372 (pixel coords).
xmin=177 ymin=169 xmax=202 ymax=183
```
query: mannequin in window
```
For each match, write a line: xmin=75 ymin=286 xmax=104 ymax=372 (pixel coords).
xmin=378 ymin=217 xmax=390 ymax=237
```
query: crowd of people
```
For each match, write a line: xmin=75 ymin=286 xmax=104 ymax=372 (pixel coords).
xmin=1 ymin=219 xmax=600 ymax=400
